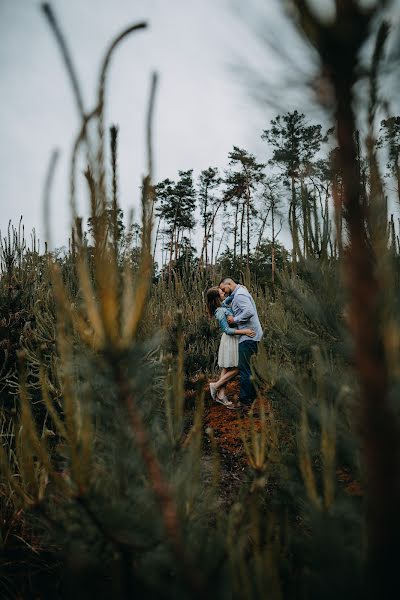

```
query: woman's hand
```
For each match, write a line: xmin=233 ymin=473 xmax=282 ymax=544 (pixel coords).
xmin=241 ymin=329 xmax=256 ymax=337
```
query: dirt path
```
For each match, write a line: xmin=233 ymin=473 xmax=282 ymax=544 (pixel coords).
xmin=205 ymin=381 xmax=272 ymax=460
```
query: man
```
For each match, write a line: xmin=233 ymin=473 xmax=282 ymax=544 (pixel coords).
xmin=219 ymin=277 xmax=263 ymax=407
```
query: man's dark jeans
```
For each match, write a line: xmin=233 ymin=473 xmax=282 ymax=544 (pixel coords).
xmin=238 ymin=340 xmax=258 ymax=405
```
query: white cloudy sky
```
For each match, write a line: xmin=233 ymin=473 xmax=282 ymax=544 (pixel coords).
xmin=0 ymin=0 xmax=315 ymax=252
xmin=1 ymin=0 xmax=399 ymax=254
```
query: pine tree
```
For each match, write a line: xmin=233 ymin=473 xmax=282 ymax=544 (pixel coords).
xmin=378 ymin=116 xmax=400 ymax=205
xmin=262 ymin=111 xmax=325 ymax=265
xmin=155 ymin=170 xmax=196 ymax=280
xmin=224 ymin=147 xmax=265 ymax=274
xmin=257 ymin=177 xmax=284 ymax=295
xmin=197 ymin=167 xmax=222 ymax=269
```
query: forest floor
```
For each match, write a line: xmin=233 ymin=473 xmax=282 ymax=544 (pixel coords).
xmin=187 ymin=378 xmax=277 ymax=503
xmin=205 ymin=381 xmax=275 ymax=503
xmin=205 ymin=381 xmax=281 ymax=469
xmin=188 ymin=378 xmax=363 ymax=501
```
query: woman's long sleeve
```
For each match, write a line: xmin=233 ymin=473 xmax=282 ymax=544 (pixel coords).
xmin=215 ymin=308 xmax=237 ymax=335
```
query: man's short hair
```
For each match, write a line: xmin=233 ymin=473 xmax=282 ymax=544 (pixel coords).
xmin=219 ymin=276 xmax=237 ymax=286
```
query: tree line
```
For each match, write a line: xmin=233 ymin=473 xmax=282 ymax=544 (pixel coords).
xmin=151 ymin=111 xmax=400 ymax=283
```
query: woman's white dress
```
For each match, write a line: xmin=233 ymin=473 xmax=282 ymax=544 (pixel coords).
xmin=218 ymin=332 xmax=239 ymax=368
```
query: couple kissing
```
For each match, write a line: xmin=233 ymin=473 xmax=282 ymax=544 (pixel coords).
xmin=206 ymin=277 xmax=263 ymax=410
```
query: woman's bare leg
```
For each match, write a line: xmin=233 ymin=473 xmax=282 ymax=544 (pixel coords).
xmin=217 ymin=369 xmax=228 ymax=399
xmin=209 ymin=368 xmax=239 ymax=402
xmin=214 ymin=368 xmax=239 ymax=390
xmin=210 ymin=369 xmax=227 ymax=385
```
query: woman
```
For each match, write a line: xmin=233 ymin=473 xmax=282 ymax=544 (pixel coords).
xmin=206 ymin=286 xmax=255 ymax=409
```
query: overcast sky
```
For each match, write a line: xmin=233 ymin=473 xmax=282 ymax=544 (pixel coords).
xmin=0 ymin=0 xmax=311 ymax=252
xmin=1 ymin=0 xmax=399 ymax=254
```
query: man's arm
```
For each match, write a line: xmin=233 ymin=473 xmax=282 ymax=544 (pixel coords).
xmin=231 ymin=293 xmax=255 ymax=324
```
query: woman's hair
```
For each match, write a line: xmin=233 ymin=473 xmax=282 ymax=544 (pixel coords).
xmin=206 ymin=286 xmax=221 ymax=317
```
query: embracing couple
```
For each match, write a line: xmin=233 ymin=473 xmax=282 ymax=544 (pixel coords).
xmin=206 ymin=277 xmax=263 ymax=410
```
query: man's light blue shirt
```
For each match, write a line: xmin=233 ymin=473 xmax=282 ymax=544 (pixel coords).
xmin=228 ymin=286 xmax=263 ymax=344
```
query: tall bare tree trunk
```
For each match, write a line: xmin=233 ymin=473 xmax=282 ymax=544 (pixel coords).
xmin=246 ymin=187 xmax=251 ymax=275
xmin=233 ymin=202 xmax=239 ymax=262
xmin=271 ymin=202 xmax=276 ymax=299
xmin=240 ymin=202 xmax=245 ymax=266
xmin=211 ymin=219 xmax=215 ymax=266
xmin=168 ymin=230 xmax=174 ymax=283
xmin=198 ymin=202 xmax=223 ymax=272
xmin=215 ymin=230 xmax=225 ymax=264
xmin=168 ymin=206 xmax=179 ymax=283
xmin=153 ymin=217 xmax=161 ymax=260
xmin=256 ymin=209 xmax=269 ymax=251
xmin=175 ymin=228 xmax=180 ymax=263
xmin=161 ymin=238 xmax=166 ymax=279
xmin=203 ymin=184 xmax=209 ymax=267
xmin=300 ymin=178 xmax=309 ymax=257
xmin=290 ymin=174 xmax=299 ymax=272
xmin=333 ymin=175 xmax=343 ymax=259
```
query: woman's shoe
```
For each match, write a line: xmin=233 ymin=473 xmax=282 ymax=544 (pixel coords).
xmin=209 ymin=382 xmax=218 ymax=400
xmin=216 ymin=395 xmax=237 ymax=409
